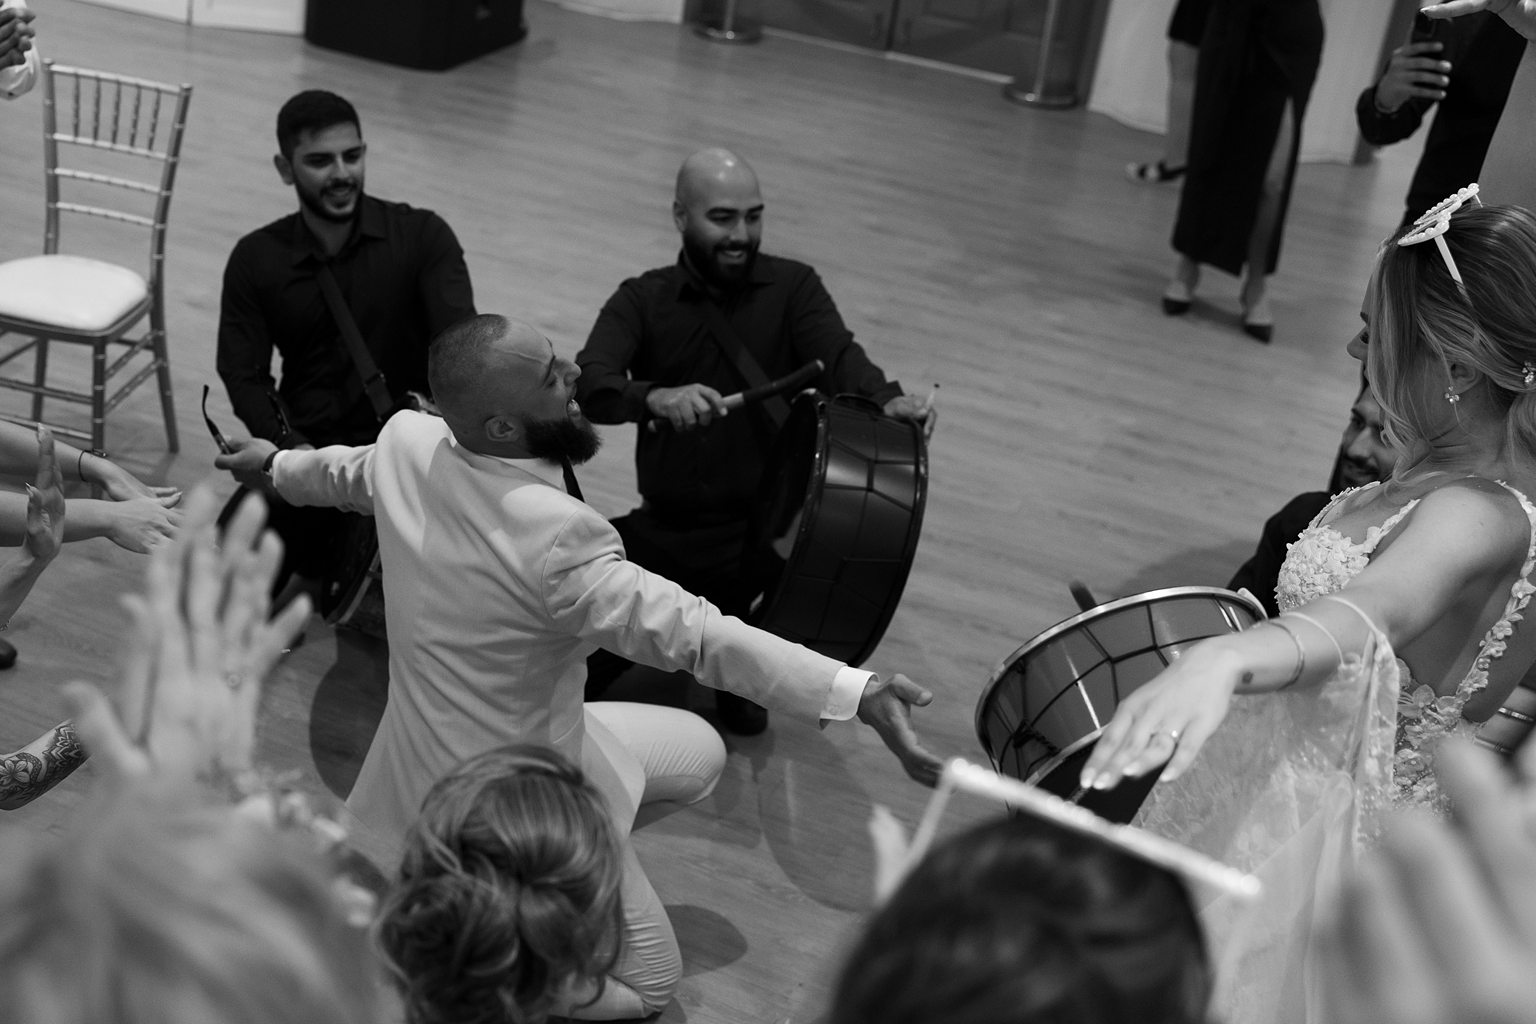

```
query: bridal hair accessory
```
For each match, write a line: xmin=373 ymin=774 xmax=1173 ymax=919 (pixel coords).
xmin=896 ymin=758 xmax=1262 ymax=901
xmin=1398 ymin=183 xmax=1482 ymax=287
xmin=1445 ymin=388 xmax=1462 ymax=405
xmin=1524 ymin=361 xmax=1535 ymax=388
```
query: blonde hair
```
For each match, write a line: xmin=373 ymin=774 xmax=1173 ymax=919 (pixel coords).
xmin=0 ymin=783 xmax=382 ymax=1024
xmin=376 ymin=745 xmax=625 ymax=1024
xmin=1369 ymin=204 xmax=1536 ymax=458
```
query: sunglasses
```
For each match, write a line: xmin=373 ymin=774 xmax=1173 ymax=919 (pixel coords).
xmin=202 ymin=386 xmax=293 ymax=453
xmin=202 ymin=385 xmax=232 ymax=454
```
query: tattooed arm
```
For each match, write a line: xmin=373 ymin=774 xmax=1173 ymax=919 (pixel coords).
xmin=0 ymin=720 xmax=85 ymax=810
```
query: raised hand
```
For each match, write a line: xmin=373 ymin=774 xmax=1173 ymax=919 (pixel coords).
xmin=857 ymin=672 xmax=943 ymax=786
xmin=64 ymin=482 xmax=311 ymax=784
xmin=1320 ymin=740 xmax=1536 ymax=1024
xmin=23 ymin=425 xmax=64 ymax=565
xmin=1422 ymin=0 xmax=1536 ymax=41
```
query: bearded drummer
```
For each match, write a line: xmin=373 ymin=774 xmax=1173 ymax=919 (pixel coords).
xmin=575 ymin=148 xmax=934 ymax=734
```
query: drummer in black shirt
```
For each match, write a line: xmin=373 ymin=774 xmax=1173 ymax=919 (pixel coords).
xmin=575 ymin=148 xmax=932 ymax=734
xmin=216 ymin=90 xmax=475 ymax=596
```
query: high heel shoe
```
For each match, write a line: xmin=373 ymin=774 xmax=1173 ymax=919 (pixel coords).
xmin=1127 ymin=160 xmax=1186 ymax=184
xmin=1241 ymin=295 xmax=1274 ymax=343
xmin=1162 ymin=281 xmax=1192 ymax=316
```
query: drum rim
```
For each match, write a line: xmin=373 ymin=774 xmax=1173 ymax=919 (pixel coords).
xmin=973 ymin=585 xmax=1265 ymax=765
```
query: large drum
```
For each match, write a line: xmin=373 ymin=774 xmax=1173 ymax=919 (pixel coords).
xmin=975 ymin=587 xmax=1264 ymax=823
xmin=320 ymin=513 xmax=388 ymax=640
xmin=745 ymin=393 xmax=928 ymax=666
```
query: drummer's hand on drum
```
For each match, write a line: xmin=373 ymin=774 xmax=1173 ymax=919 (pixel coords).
xmin=214 ymin=435 xmax=280 ymax=494
xmin=646 ymin=383 xmax=730 ymax=431
xmin=883 ymin=394 xmax=937 ymax=441
xmin=857 ymin=672 xmax=944 ymax=786
xmin=1077 ymin=641 xmax=1246 ymax=792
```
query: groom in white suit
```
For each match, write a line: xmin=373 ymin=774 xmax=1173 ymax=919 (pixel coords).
xmin=217 ymin=313 xmax=941 ymax=1016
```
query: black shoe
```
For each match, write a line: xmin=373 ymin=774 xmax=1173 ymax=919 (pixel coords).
xmin=0 ymin=638 xmax=15 ymax=670
xmin=1241 ymin=296 xmax=1274 ymax=343
xmin=1126 ymin=160 xmax=1186 ymax=184
xmin=1161 ymin=280 xmax=1193 ymax=316
xmin=716 ymin=691 xmax=769 ymax=736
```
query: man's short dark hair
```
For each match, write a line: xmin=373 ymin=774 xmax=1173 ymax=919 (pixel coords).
xmin=275 ymin=91 xmax=360 ymax=160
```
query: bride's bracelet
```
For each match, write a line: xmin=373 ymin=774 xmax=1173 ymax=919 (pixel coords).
xmin=1266 ymin=619 xmax=1307 ymax=689
xmin=1280 ymin=611 xmax=1346 ymax=669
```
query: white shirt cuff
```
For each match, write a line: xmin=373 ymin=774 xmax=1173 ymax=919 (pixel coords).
xmin=823 ymin=666 xmax=874 ymax=722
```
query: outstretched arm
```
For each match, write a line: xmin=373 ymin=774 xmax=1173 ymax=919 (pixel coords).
xmin=1082 ymin=483 xmax=1529 ymax=789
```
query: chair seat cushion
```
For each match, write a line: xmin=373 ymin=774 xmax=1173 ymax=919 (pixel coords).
xmin=0 ymin=255 xmax=149 ymax=333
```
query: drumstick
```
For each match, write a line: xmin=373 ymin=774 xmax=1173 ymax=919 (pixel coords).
xmin=935 ymin=759 xmax=1262 ymax=900
xmin=646 ymin=359 xmax=825 ymax=432
xmin=919 ymin=382 xmax=939 ymax=417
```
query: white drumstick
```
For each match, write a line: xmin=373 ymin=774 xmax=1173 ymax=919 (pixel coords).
xmin=909 ymin=759 xmax=1261 ymax=901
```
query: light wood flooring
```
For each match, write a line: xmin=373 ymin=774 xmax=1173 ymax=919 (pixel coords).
xmin=0 ymin=4 xmax=1424 ymax=1021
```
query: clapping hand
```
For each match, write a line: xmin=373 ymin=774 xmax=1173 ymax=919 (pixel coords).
xmin=23 ymin=425 xmax=64 ymax=566
xmin=0 ymin=6 xmax=36 ymax=69
xmin=64 ymin=482 xmax=311 ymax=784
xmin=1320 ymin=739 xmax=1536 ymax=1024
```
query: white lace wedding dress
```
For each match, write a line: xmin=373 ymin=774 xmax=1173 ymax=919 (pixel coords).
xmin=1132 ymin=480 xmax=1536 ymax=1024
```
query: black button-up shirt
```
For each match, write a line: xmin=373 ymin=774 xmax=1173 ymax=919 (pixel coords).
xmin=576 ymin=252 xmax=902 ymax=522
xmin=217 ymin=195 xmax=475 ymax=448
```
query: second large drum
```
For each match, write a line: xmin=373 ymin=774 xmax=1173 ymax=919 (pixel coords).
xmin=745 ymin=393 xmax=928 ymax=666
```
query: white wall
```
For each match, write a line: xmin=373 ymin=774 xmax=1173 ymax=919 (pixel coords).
xmin=72 ymin=0 xmax=304 ymax=33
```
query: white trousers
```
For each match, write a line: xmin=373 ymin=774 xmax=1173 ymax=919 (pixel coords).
xmin=560 ymin=702 xmax=727 ymax=1020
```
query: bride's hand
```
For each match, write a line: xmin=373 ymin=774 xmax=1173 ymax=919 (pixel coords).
xmin=1078 ymin=640 xmax=1246 ymax=791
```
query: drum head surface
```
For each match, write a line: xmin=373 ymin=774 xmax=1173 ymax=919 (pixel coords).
xmin=746 ymin=394 xmax=928 ymax=666
xmin=974 ymin=587 xmax=1264 ymax=824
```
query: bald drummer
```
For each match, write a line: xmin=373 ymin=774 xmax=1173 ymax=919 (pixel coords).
xmin=575 ymin=148 xmax=934 ymax=734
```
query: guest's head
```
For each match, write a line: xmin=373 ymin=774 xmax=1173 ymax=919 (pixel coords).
xmin=674 ymin=148 xmax=763 ymax=289
xmin=1334 ymin=383 xmax=1398 ymax=490
xmin=274 ymin=90 xmax=365 ymax=224
xmin=1367 ymin=196 xmax=1536 ymax=456
xmin=428 ymin=313 xmax=599 ymax=464
xmin=829 ymin=816 xmax=1211 ymax=1024
xmin=376 ymin=745 xmax=625 ymax=1024
xmin=0 ymin=784 xmax=381 ymax=1024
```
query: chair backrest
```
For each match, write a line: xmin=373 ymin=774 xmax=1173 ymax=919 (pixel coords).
xmin=40 ymin=60 xmax=193 ymax=296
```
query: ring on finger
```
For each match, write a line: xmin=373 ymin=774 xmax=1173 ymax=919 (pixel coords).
xmin=1151 ymin=728 xmax=1182 ymax=744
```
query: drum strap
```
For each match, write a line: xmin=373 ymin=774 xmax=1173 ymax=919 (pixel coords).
xmin=315 ymin=263 xmax=396 ymax=423
xmin=695 ymin=302 xmax=791 ymax=430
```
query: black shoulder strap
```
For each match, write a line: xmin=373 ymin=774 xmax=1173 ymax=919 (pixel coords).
xmin=695 ymin=301 xmax=791 ymax=429
xmin=315 ymin=263 xmax=395 ymax=423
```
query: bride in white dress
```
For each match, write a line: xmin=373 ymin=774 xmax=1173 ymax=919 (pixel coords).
xmin=1079 ymin=189 xmax=1536 ymax=1024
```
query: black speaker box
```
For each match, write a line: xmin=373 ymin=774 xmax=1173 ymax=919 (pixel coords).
xmin=305 ymin=0 xmax=527 ymax=71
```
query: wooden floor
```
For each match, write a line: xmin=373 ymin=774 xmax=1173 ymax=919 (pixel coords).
xmin=0 ymin=5 xmax=1424 ymax=1022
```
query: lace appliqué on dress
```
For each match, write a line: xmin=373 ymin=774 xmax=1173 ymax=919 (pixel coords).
xmin=1275 ymin=484 xmax=1418 ymax=612
xmin=1393 ymin=484 xmax=1536 ymax=809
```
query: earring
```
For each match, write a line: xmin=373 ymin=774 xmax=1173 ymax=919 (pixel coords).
xmin=1445 ymin=388 xmax=1462 ymax=405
